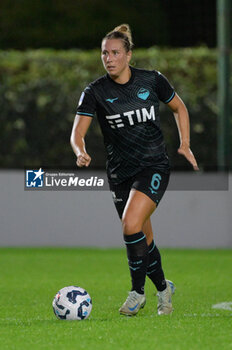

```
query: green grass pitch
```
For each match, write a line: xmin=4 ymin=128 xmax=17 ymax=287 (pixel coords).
xmin=0 ymin=248 xmax=231 ymax=350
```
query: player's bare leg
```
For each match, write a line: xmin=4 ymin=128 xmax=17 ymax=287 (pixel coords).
xmin=122 ymin=189 xmax=156 ymax=236
xmin=142 ymin=217 xmax=154 ymax=246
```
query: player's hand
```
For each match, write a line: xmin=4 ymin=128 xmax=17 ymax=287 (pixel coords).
xmin=178 ymin=144 xmax=199 ymax=171
xmin=76 ymin=152 xmax=91 ymax=167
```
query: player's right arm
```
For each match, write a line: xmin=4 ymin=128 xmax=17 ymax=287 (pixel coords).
xmin=70 ymin=115 xmax=92 ymax=167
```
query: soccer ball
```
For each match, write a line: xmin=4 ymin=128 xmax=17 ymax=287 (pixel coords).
xmin=52 ymin=286 xmax=92 ymax=320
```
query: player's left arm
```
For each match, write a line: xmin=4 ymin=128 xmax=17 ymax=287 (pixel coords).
xmin=167 ymin=93 xmax=199 ymax=171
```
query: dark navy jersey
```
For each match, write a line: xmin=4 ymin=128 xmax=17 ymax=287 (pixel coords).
xmin=76 ymin=66 xmax=175 ymax=184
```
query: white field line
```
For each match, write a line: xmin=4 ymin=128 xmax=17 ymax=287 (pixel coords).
xmin=212 ymin=302 xmax=232 ymax=311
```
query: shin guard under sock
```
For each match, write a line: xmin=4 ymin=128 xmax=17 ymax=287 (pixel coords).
xmin=124 ymin=232 xmax=149 ymax=294
xmin=146 ymin=240 xmax=167 ymax=292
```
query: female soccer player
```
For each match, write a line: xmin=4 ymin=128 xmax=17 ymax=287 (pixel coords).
xmin=71 ymin=24 xmax=198 ymax=316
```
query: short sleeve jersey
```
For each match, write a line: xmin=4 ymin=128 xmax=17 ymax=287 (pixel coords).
xmin=76 ymin=66 xmax=175 ymax=184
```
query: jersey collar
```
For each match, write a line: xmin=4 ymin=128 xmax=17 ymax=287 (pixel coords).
xmin=106 ymin=66 xmax=135 ymax=87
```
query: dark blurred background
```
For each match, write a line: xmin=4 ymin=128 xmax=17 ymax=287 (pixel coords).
xmin=0 ymin=0 xmax=231 ymax=170
xmin=0 ymin=0 xmax=216 ymax=49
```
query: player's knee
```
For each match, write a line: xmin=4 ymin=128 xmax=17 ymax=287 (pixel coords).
xmin=122 ymin=215 xmax=142 ymax=235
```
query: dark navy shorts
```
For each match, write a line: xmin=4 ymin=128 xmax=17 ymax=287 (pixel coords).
xmin=108 ymin=167 xmax=170 ymax=219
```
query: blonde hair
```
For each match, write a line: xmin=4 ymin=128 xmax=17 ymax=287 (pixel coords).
xmin=103 ymin=23 xmax=134 ymax=52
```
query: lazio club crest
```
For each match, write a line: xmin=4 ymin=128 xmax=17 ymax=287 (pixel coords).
xmin=137 ymin=88 xmax=150 ymax=100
